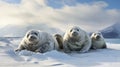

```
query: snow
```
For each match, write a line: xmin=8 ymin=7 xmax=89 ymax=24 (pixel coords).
xmin=0 ymin=37 xmax=120 ymax=67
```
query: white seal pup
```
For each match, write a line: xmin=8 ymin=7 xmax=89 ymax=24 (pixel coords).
xmin=91 ymin=32 xmax=107 ymax=49
xmin=63 ymin=26 xmax=91 ymax=53
xmin=15 ymin=30 xmax=59 ymax=53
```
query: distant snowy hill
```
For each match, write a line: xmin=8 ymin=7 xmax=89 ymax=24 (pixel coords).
xmin=101 ymin=23 xmax=120 ymax=38
xmin=0 ymin=23 xmax=120 ymax=38
xmin=0 ymin=23 xmax=63 ymax=37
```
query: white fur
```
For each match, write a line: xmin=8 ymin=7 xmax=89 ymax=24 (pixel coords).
xmin=91 ymin=32 xmax=106 ymax=49
xmin=63 ymin=26 xmax=91 ymax=53
xmin=16 ymin=30 xmax=59 ymax=53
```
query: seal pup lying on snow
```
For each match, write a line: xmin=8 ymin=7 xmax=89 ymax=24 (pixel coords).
xmin=91 ymin=32 xmax=107 ymax=49
xmin=15 ymin=30 xmax=59 ymax=53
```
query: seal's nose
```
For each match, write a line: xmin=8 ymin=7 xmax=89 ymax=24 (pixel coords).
xmin=96 ymin=35 xmax=100 ymax=39
xmin=72 ymin=31 xmax=78 ymax=36
xmin=30 ymin=36 xmax=36 ymax=39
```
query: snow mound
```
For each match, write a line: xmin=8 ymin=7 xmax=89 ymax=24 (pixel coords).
xmin=16 ymin=50 xmax=35 ymax=56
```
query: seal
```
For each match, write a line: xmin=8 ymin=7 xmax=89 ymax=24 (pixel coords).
xmin=15 ymin=29 xmax=59 ymax=53
xmin=63 ymin=26 xmax=91 ymax=53
xmin=91 ymin=32 xmax=107 ymax=49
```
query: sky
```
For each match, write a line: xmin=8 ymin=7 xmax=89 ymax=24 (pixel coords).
xmin=2 ymin=0 xmax=120 ymax=9
xmin=0 ymin=0 xmax=120 ymax=32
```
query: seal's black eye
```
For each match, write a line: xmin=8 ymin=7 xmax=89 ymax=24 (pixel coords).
xmin=34 ymin=32 xmax=38 ymax=36
xmin=95 ymin=33 xmax=97 ymax=35
xmin=76 ymin=29 xmax=79 ymax=31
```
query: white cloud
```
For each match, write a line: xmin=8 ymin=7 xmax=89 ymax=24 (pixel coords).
xmin=0 ymin=0 xmax=120 ymax=36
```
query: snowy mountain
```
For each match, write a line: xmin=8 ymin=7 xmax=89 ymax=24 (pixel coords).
xmin=101 ymin=23 xmax=120 ymax=38
xmin=0 ymin=23 xmax=63 ymax=37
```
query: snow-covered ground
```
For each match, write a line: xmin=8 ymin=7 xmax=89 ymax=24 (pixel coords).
xmin=0 ymin=37 xmax=120 ymax=67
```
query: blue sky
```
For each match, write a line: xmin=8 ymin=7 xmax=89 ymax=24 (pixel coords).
xmin=2 ymin=0 xmax=120 ymax=9
xmin=2 ymin=0 xmax=21 ymax=4
xmin=76 ymin=0 xmax=120 ymax=9
xmin=81 ymin=0 xmax=120 ymax=9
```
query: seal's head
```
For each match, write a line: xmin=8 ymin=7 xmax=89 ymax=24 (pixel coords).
xmin=25 ymin=30 xmax=40 ymax=44
xmin=91 ymin=32 xmax=103 ymax=40
xmin=68 ymin=26 xmax=82 ymax=39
